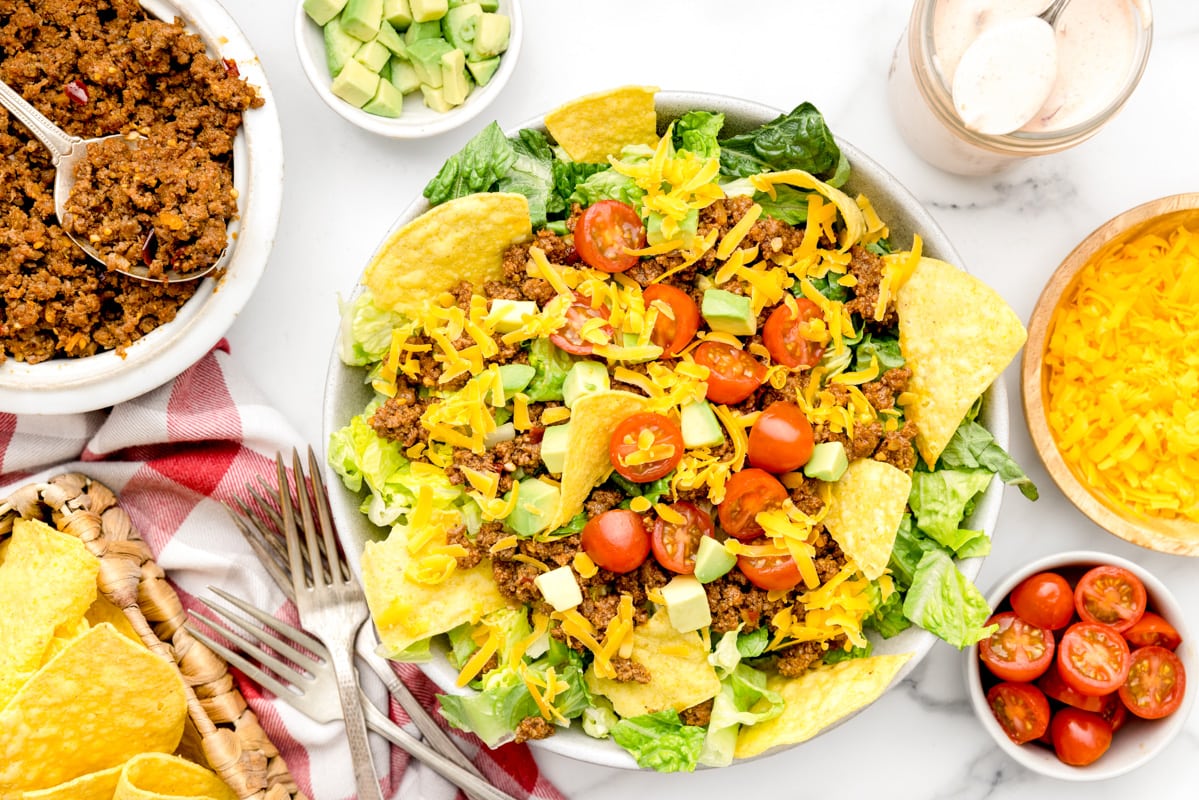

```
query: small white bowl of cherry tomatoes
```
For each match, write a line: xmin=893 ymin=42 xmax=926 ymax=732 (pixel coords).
xmin=967 ymin=550 xmax=1194 ymax=780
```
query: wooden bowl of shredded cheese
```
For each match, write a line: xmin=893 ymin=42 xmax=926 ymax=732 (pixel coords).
xmin=1023 ymin=193 xmax=1199 ymax=556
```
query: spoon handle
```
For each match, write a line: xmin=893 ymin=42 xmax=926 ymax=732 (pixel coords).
xmin=0 ymin=76 xmax=80 ymax=162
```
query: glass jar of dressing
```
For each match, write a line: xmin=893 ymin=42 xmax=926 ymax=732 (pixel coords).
xmin=888 ymin=0 xmax=1153 ymax=175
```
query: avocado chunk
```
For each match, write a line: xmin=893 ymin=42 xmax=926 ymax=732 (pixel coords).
xmin=305 ymin=0 xmax=350 ymax=26
xmin=341 ymin=0 xmax=383 ymax=41
xmin=383 ymin=0 xmax=413 ymax=28
xmin=477 ymin=0 xmax=498 ymax=10
xmin=419 ymin=84 xmax=452 ymax=112
xmin=442 ymin=2 xmax=482 ymax=55
xmin=539 ymin=423 xmax=571 ymax=476
xmin=466 ymin=56 xmax=500 ymax=87
xmin=680 ymin=399 xmax=724 ymax=448
xmin=354 ymin=39 xmax=391 ymax=72
xmin=409 ymin=0 xmax=448 ymax=22
xmin=803 ymin=441 xmax=849 ymax=482
xmin=505 ymin=478 xmax=560 ymax=537
xmin=487 ymin=298 xmax=537 ymax=332
xmin=362 ymin=76 xmax=405 ymax=117
xmin=330 ymin=58 xmax=380 ymax=107
xmin=374 ymin=20 xmax=409 ymax=57
xmin=498 ymin=363 xmax=535 ymax=394
xmin=404 ymin=18 xmax=442 ymax=43
xmin=646 ymin=209 xmax=698 ymax=247
xmin=562 ymin=360 xmax=610 ymax=409
xmin=440 ymin=48 xmax=472 ymax=106
xmin=472 ymin=11 xmax=509 ymax=58
xmin=323 ymin=15 xmax=362 ymax=77
xmin=659 ymin=575 xmax=712 ymax=632
xmin=702 ymin=289 xmax=756 ymax=337
xmin=389 ymin=57 xmax=421 ymax=93
xmin=693 ymin=537 xmax=737 ymax=584
xmin=407 ymin=36 xmax=453 ymax=87
xmin=534 ymin=565 xmax=583 ymax=612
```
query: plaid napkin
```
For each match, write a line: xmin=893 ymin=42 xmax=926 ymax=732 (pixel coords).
xmin=0 ymin=342 xmax=565 ymax=800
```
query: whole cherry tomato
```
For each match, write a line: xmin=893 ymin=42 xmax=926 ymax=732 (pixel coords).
xmin=581 ymin=510 xmax=650 ymax=574
xmin=1049 ymin=708 xmax=1113 ymax=766
xmin=1009 ymin=571 xmax=1074 ymax=630
xmin=747 ymin=402 xmax=814 ymax=474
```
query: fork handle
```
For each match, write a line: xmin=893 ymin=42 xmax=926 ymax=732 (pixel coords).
xmin=329 ymin=638 xmax=386 ymax=800
xmin=362 ymin=701 xmax=521 ymax=800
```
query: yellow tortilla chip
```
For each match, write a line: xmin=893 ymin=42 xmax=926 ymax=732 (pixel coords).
xmin=897 ymin=257 xmax=1026 ymax=467
xmin=549 ymin=390 xmax=648 ymax=530
xmin=85 ymin=594 xmax=143 ymax=644
xmin=734 ymin=652 xmax=913 ymax=759
xmin=822 ymin=460 xmax=912 ymax=580
xmin=363 ymin=528 xmax=513 ymax=656
xmin=584 ymin=611 xmax=720 ymax=719
xmin=363 ymin=192 xmax=532 ymax=316
xmin=13 ymin=764 xmax=122 ymax=800
xmin=114 ymin=753 xmax=236 ymax=800
xmin=0 ymin=518 xmax=99 ymax=709
xmin=544 ymin=86 xmax=660 ymax=164
xmin=0 ymin=623 xmax=187 ymax=793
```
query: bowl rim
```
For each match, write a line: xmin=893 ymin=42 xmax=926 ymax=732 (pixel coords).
xmin=965 ymin=549 xmax=1196 ymax=781
xmin=321 ymin=89 xmax=1011 ymax=769
xmin=1020 ymin=192 xmax=1199 ymax=556
xmin=292 ymin=0 xmax=523 ymax=139
xmin=0 ymin=0 xmax=284 ymax=415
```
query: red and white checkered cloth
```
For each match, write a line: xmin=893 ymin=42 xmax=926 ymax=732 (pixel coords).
xmin=0 ymin=342 xmax=565 ymax=800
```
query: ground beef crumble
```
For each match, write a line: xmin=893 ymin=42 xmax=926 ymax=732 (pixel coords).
xmin=513 ymin=715 xmax=555 ymax=743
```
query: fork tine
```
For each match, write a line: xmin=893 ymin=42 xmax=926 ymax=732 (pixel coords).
xmin=276 ymin=452 xmax=308 ymax=596
xmin=187 ymin=612 xmax=303 ymax=699
xmin=307 ymin=445 xmax=348 ymax=583
xmin=225 ymin=504 xmax=295 ymax=602
xmin=290 ymin=448 xmax=328 ymax=591
xmin=191 ymin=599 xmax=317 ymax=681
xmin=245 ymin=483 xmax=331 ymax=586
xmin=203 ymin=587 xmax=326 ymax=671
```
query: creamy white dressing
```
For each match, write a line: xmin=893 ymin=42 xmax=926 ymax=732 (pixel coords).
xmin=951 ymin=16 xmax=1058 ymax=134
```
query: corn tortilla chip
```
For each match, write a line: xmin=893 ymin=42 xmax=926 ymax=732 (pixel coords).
xmin=85 ymin=594 xmax=143 ymax=644
xmin=734 ymin=652 xmax=913 ymax=759
xmin=13 ymin=765 xmax=122 ymax=800
xmin=548 ymin=390 xmax=648 ymax=531
xmin=585 ymin=611 xmax=720 ymax=719
xmin=897 ymin=257 xmax=1026 ymax=467
xmin=114 ymin=752 xmax=236 ymax=800
xmin=822 ymin=460 xmax=912 ymax=580
xmin=544 ymin=86 xmax=660 ymax=164
xmin=0 ymin=623 xmax=187 ymax=793
xmin=363 ymin=193 xmax=532 ymax=317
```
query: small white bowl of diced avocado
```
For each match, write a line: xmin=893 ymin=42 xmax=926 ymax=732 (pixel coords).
xmin=295 ymin=0 xmax=521 ymax=137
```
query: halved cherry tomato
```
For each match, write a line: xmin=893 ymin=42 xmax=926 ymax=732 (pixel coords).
xmin=987 ymin=681 xmax=1051 ymax=745
xmin=692 ymin=341 xmax=766 ymax=404
xmin=1100 ymin=695 xmax=1129 ymax=732
xmin=580 ymin=509 xmax=650 ymax=574
xmin=574 ymin=200 xmax=645 ymax=273
xmin=1037 ymin=662 xmax=1111 ymax=713
xmin=762 ymin=299 xmax=825 ymax=368
xmin=550 ymin=294 xmax=612 ymax=355
xmin=1119 ymin=645 xmax=1186 ymax=720
xmin=1058 ymin=621 xmax=1131 ymax=696
xmin=1050 ymin=708 xmax=1113 ymax=766
xmin=1010 ymin=571 xmax=1075 ymax=630
xmin=1123 ymin=611 xmax=1182 ymax=651
xmin=643 ymin=284 xmax=700 ymax=357
xmin=978 ymin=611 xmax=1056 ymax=682
xmin=747 ymin=402 xmax=814 ymax=474
xmin=718 ymin=469 xmax=789 ymax=541
xmin=651 ymin=502 xmax=714 ymax=574
xmin=1074 ymin=564 xmax=1146 ymax=633
xmin=609 ymin=412 xmax=684 ymax=483
xmin=737 ymin=540 xmax=802 ymax=591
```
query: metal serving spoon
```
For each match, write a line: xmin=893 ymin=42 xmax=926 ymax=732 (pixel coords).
xmin=0 ymin=76 xmax=222 ymax=283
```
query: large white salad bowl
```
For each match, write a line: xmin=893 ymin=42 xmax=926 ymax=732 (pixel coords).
xmin=322 ymin=91 xmax=1010 ymax=769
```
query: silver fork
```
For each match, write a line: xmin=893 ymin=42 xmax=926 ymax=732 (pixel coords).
xmin=186 ymin=590 xmax=518 ymax=800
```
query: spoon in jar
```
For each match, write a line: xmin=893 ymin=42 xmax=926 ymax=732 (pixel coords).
xmin=0 ymin=76 xmax=223 ymax=283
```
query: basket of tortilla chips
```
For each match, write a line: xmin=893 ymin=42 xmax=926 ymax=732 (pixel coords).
xmin=0 ymin=473 xmax=305 ymax=800
xmin=322 ymin=88 xmax=1037 ymax=770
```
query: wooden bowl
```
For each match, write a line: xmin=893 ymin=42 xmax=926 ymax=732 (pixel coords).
xmin=1022 ymin=193 xmax=1199 ymax=556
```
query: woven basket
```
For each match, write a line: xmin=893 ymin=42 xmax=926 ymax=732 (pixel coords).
xmin=0 ymin=473 xmax=308 ymax=800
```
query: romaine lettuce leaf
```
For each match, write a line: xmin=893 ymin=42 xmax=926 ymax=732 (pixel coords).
xmin=423 ymin=122 xmax=516 ymax=205
xmin=567 ymin=167 xmax=644 ymax=210
xmin=611 ymin=710 xmax=706 ymax=772
xmin=497 ymin=129 xmax=555 ymax=228
xmin=673 ymin=110 xmax=724 ymax=158
xmin=939 ymin=420 xmax=1040 ymax=500
xmin=338 ymin=291 xmax=405 ymax=366
xmin=718 ymin=101 xmax=842 ymax=180
xmin=700 ymin=664 xmax=785 ymax=767
xmin=902 ymin=549 xmax=996 ymax=649
xmin=908 ymin=468 xmax=996 ymax=555
xmin=524 ymin=337 xmax=575 ymax=402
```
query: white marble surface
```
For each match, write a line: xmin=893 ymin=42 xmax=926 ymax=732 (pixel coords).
xmin=219 ymin=0 xmax=1199 ymax=797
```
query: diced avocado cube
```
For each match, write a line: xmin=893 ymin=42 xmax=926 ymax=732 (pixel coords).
xmin=498 ymin=363 xmax=535 ymax=394
xmin=389 ymin=57 xmax=421 ymax=93
xmin=408 ymin=36 xmax=453 ymax=87
xmin=323 ymin=14 xmax=362 ymax=77
xmin=330 ymin=58 xmax=380 ymax=107
xmin=442 ymin=2 xmax=482 ymax=54
xmin=304 ymin=0 xmax=349 ymax=26
xmin=702 ymin=289 xmax=756 ymax=337
xmin=341 ymin=0 xmax=383 ymax=41
xmin=659 ymin=575 xmax=712 ymax=632
xmin=477 ymin=0 xmax=498 ymax=10
xmin=803 ymin=441 xmax=849 ymax=482
xmin=404 ymin=18 xmax=442 ymax=43
xmin=473 ymin=11 xmax=509 ymax=58
xmin=562 ymin=361 xmax=609 ymax=409
xmin=539 ymin=423 xmax=571 ymax=475
xmin=440 ymin=48 xmax=471 ymax=106
xmin=680 ymin=400 xmax=725 ymax=448
xmin=383 ymin=0 xmax=413 ymax=28
xmin=646 ymin=209 xmax=698 ymax=246
xmin=620 ymin=331 xmax=660 ymax=363
xmin=534 ymin=565 xmax=582 ymax=612
xmin=374 ymin=20 xmax=409 ymax=57
xmin=354 ymin=39 xmax=391 ymax=72
xmin=378 ymin=56 xmax=392 ymax=81
xmin=409 ymin=0 xmax=448 ymax=22
xmin=505 ymin=478 xmax=560 ymax=537
xmin=693 ymin=537 xmax=736 ymax=584
xmin=487 ymin=298 xmax=536 ymax=332
xmin=420 ymin=84 xmax=452 ymax=112
xmin=362 ymin=76 xmax=405 ymax=117
xmin=466 ymin=56 xmax=501 ymax=86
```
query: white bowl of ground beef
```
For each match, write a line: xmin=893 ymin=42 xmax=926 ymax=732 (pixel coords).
xmin=322 ymin=91 xmax=1011 ymax=769
xmin=0 ymin=0 xmax=283 ymax=414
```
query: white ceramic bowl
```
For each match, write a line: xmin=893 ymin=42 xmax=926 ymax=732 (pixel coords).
xmin=293 ymin=0 xmax=522 ymax=139
xmin=0 ymin=0 xmax=284 ymax=415
xmin=322 ymin=91 xmax=1010 ymax=768
xmin=966 ymin=550 xmax=1195 ymax=780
